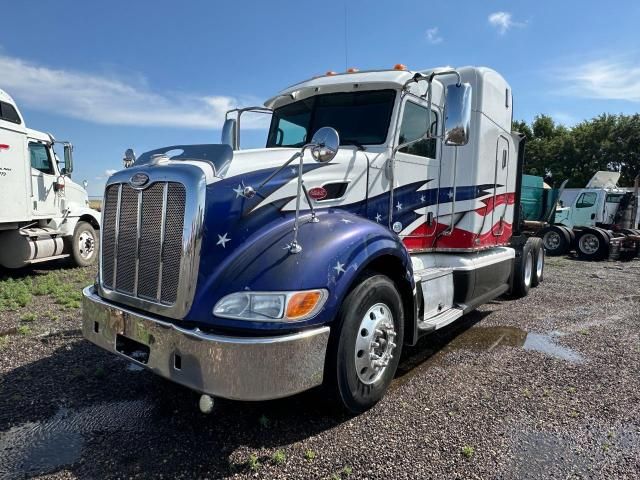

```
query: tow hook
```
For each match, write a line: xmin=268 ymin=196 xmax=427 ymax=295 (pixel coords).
xmin=199 ymin=394 xmax=215 ymax=414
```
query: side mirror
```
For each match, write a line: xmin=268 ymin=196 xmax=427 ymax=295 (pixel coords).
xmin=309 ymin=127 xmax=340 ymax=163
xmin=221 ymin=118 xmax=238 ymax=150
xmin=444 ymin=83 xmax=472 ymax=146
xmin=63 ymin=143 xmax=74 ymax=175
xmin=123 ymin=148 xmax=136 ymax=168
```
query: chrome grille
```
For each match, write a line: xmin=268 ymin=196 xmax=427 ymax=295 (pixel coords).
xmin=101 ymin=181 xmax=186 ymax=306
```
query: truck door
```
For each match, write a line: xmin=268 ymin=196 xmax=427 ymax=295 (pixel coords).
xmin=392 ymin=99 xmax=440 ymax=250
xmin=492 ymin=135 xmax=510 ymax=243
xmin=571 ymin=190 xmax=598 ymax=227
xmin=29 ymin=141 xmax=60 ymax=217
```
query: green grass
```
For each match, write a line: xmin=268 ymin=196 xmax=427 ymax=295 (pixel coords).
xmin=0 ymin=336 xmax=8 ymax=349
xmin=20 ymin=312 xmax=37 ymax=322
xmin=17 ymin=325 xmax=31 ymax=336
xmin=246 ymin=454 xmax=260 ymax=471
xmin=0 ymin=277 xmax=32 ymax=311
xmin=304 ymin=449 xmax=316 ymax=461
xmin=461 ymin=445 xmax=475 ymax=458
xmin=271 ymin=450 xmax=286 ymax=465
xmin=0 ymin=267 xmax=93 ymax=313
xmin=342 ymin=466 xmax=353 ymax=477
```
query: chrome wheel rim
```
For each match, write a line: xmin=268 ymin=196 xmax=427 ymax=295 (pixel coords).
xmin=524 ymin=251 xmax=533 ymax=287
xmin=536 ymin=248 xmax=544 ymax=279
xmin=354 ymin=302 xmax=397 ymax=385
xmin=543 ymin=231 xmax=561 ymax=251
xmin=78 ymin=231 xmax=96 ymax=259
xmin=579 ymin=233 xmax=599 ymax=255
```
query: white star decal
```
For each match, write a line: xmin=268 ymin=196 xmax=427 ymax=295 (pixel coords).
xmin=340 ymin=218 xmax=353 ymax=224
xmin=396 ymin=201 xmax=402 ymax=211
xmin=233 ymin=184 xmax=245 ymax=198
xmin=290 ymin=167 xmax=298 ymax=175
xmin=333 ymin=261 xmax=345 ymax=275
xmin=447 ymin=190 xmax=454 ymax=199
xmin=420 ymin=194 xmax=426 ymax=203
xmin=216 ymin=233 xmax=231 ymax=248
xmin=375 ymin=213 xmax=382 ymax=223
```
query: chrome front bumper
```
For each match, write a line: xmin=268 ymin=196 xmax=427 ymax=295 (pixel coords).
xmin=82 ymin=286 xmax=331 ymax=401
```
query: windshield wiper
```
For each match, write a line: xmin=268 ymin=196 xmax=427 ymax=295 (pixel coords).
xmin=342 ymin=140 xmax=366 ymax=151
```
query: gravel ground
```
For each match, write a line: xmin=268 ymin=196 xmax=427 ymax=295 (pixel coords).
xmin=0 ymin=256 xmax=638 ymax=479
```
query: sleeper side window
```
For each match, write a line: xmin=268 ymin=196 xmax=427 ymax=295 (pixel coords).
xmin=29 ymin=142 xmax=55 ymax=175
xmin=398 ymin=101 xmax=438 ymax=158
xmin=0 ymin=101 xmax=22 ymax=124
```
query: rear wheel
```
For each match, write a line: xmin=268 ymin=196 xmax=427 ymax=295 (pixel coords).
xmin=67 ymin=221 xmax=99 ymax=267
xmin=511 ymin=241 xmax=533 ymax=298
xmin=538 ymin=226 xmax=570 ymax=256
xmin=324 ymin=274 xmax=404 ymax=414
xmin=576 ymin=228 xmax=609 ymax=261
xmin=530 ymin=237 xmax=544 ymax=287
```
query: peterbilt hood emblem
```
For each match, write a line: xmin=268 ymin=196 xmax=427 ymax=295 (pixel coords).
xmin=130 ymin=172 xmax=150 ymax=188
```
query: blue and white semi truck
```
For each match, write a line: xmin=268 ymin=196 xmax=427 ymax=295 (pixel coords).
xmin=82 ymin=66 xmax=545 ymax=413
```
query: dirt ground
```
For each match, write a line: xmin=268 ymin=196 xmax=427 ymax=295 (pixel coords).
xmin=0 ymin=256 xmax=638 ymax=479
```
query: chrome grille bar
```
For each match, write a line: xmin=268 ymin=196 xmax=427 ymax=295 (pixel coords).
xmin=112 ymin=184 xmax=123 ymax=289
xmin=156 ymin=182 xmax=169 ymax=302
xmin=133 ymin=189 xmax=142 ymax=296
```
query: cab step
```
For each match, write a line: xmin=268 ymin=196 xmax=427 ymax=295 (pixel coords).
xmin=417 ymin=306 xmax=464 ymax=333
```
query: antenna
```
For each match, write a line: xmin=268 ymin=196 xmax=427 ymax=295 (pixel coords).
xmin=343 ymin=0 xmax=348 ymax=70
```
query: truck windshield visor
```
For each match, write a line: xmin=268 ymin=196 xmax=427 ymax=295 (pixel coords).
xmin=266 ymin=89 xmax=396 ymax=148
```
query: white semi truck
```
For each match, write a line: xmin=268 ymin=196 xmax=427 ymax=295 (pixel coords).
xmin=0 ymin=89 xmax=100 ymax=268
xmin=83 ymin=65 xmax=546 ymax=413
xmin=537 ymin=171 xmax=640 ymax=260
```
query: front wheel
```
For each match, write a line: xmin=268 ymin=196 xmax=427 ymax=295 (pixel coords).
xmin=67 ymin=221 xmax=99 ymax=267
xmin=324 ymin=274 xmax=404 ymax=414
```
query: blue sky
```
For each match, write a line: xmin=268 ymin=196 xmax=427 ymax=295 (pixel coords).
xmin=2 ymin=0 xmax=639 ymax=196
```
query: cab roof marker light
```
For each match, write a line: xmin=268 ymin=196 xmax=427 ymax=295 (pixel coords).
xmin=346 ymin=67 xmax=359 ymax=73
xmin=393 ymin=63 xmax=408 ymax=71
xmin=326 ymin=71 xmax=338 ymax=76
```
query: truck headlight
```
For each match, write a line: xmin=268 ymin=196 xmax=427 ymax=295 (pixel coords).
xmin=213 ymin=289 xmax=327 ymax=321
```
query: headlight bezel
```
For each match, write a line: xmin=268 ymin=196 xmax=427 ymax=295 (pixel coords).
xmin=213 ymin=289 xmax=328 ymax=322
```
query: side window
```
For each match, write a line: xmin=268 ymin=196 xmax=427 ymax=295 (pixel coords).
xmin=398 ymin=102 xmax=437 ymax=158
xmin=0 ymin=101 xmax=22 ymax=124
xmin=576 ymin=192 xmax=597 ymax=208
xmin=29 ymin=142 xmax=55 ymax=175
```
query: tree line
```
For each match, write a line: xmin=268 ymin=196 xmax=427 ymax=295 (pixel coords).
xmin=513 ymin=114 xmax=640 ymax=188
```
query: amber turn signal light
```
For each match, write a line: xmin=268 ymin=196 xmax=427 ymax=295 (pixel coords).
xmin=393 ymin=63 xmax=408 ymax=71
xmin=286 ymin=291 xmax=323 ymax=319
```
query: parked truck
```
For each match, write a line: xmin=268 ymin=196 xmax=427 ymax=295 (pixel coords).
xmin=536 ymin=171 xmax=640 ymax=260
xmin=0 ymin=89 xmax=101 ymax=268
xmin=82 ymin=65 xmax=546 ymax=413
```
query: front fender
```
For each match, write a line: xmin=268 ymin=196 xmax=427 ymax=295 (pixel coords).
xmin=186 ymin=210 xmax=413 ymax=331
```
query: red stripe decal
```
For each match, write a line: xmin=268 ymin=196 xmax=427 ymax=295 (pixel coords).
xmin=0 ymin=144 xmax=10 ymax=151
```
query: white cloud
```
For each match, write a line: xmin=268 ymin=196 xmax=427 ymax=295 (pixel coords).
xmin=0 ymin=52 xmax=263 ymax=129
xmin=558 ymin=58 xmax=640 ymax=102
xmin=488 ymin=12 xmax=524 ymax=35
xmin=426 ymin=27 xmax=443 ymax=45
xmin=551 ymin=112 xmax=578 ymax=126
xmin=105 ymin=169 xmax=118 ymax=177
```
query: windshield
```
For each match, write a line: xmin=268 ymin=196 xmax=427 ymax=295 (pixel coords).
xmin=266 ymin=90 xmax=396 ymax=148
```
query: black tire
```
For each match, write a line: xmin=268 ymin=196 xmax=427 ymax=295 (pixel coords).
xmin=576 ymin=228 xmax=609 ymax=261
xmin=67 ymin=221 xmax=99 ymax=267
xmin=323 ymin=274 xmax=404 ymax=414
xmin=538 ymin=226 xmax=570 ymax=256
xmin=529 ymin=237 xmax=544 ymax=287
xmin=511 ymin=241 xmax=534 ymax=298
